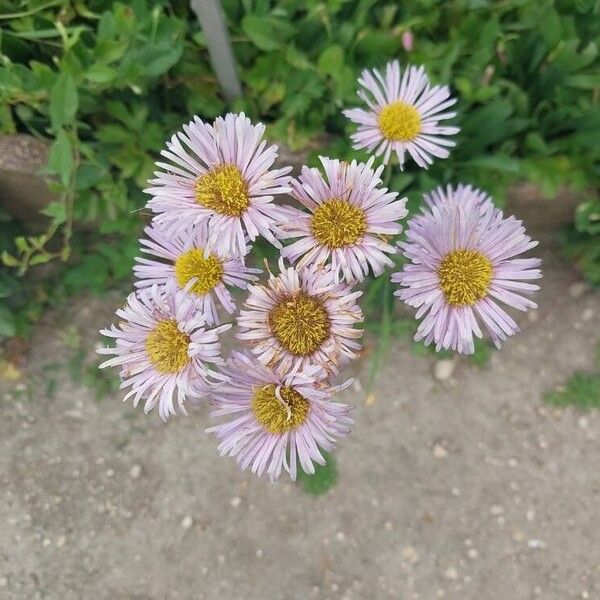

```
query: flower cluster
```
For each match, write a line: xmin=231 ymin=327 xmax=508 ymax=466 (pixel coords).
xmin=99 ymin=62 xmax=541 ymax=482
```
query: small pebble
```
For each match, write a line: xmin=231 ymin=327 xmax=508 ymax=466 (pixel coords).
xmin=181 ymin=515 xmax=193 ymax=530
xmin=444 ymin=567 xmax=458 ymax=580
xmin=434 ymin=359 xmax=455 ymax=381
xmin=582 ymin=308 xmax=594 ymax=322
xmin=578 ymin=416 xmax=589 ymax=429
xmin=490 ymin=504 xmax=504 ymax=516
xmin=433 ymin=444 xmax=449 ymax=459
xmin=467 ymin=548 xmax=479 ymax=559
xmin=401 ymin=546 xmax=419 ymax=564
xmin=56 ymin=535 xmax=66 ymax=548
xmin=256 ymin=549 xmax=263 ymax=558
xmin=129 ymin=464 xmax=142 ymax=479
xmin=230 ymin=496 xmax=241 ymax=508
xmin=217 ymin=554 xmax=226 ymax=565
xmin=0 ymin=577 xmax=7 ymax=587
xmin=569 ymin=281 xmax=589 ymax=299
xmin=336 ymin=531 xmax=346 ymax=542
xmin=527 ymin=539 xmax=546 ymax=549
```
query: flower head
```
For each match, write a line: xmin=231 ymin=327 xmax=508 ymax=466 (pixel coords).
xmin=133 ymin=221 xmax=261 ymax=325
xmin=237 ymin=261 xmax=363 ymax=374
xmin=98 ymin=284 xmax=231 ymax=420
xmin=145 ymin=112 xmax=291 ymax=256
xmin=280 ymin=156 xmax=407 ymax=282
xmin=392 ymin=185 xmax=541 ymax=354
xmin=206 ymin=351 xmax=353 ymax=482
xmin=343 ymin=61 xmax=459 ymax=169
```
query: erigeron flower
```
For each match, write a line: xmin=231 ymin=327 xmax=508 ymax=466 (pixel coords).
xmin=145 ymin=112 xmax=291 ymax=256
xmin=280 ymin=156 xmax=407 ymax=282
xmin=344 ymin=61 xmax=459 ymax=169
xmin=98 ymin=284 xmax=230 ymax=420
xmin=206 ymin=351 xmax=353 ymax=482
xmin=133 ymin=221 xmax=261 ymax=325
xmin=392 ymin=185 xmax=541 ymax=354
xmin=237 ymin=261 xmax=364 ymax=375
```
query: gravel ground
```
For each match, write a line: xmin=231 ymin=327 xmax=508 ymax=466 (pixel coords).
xmin=1 ymin=188 xmax=599 ymax=600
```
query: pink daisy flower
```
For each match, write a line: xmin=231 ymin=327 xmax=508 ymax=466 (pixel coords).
xmin=206 ymin=351 xmax=353 ymax=482
xmin=343 ymin=61 xmax=459 ymax=169
xmin=392 ymin=185 xmax=542 ymax=354
xmin=133 ymin=221 xmax=261 ymax=325
xmin=280 ymin=156 xmax=407 ymax=282
xmin=98 ymin=284 xmax=231 ymax=420
xmin=237 ymin=261 xmax=364 ymax=375
xmin=145 ymin=112 xmax=292 ymax=256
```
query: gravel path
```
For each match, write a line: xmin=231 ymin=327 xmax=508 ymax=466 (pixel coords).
xmin=1 ymin=189 xmax=599 ymax=600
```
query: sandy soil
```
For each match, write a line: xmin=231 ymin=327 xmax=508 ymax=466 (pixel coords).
xmin=1 ymin=188 xmax=599 ymax=600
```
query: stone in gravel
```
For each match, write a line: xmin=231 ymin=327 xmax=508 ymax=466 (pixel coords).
xmin=56 ymin=536 xmax=66 ymax=548
xmin=444 ymin=567 xmax=458 ymax=580
xmin=568 ymin=282 xmax=590 ymax=298
xmin=582 ymin=308 xmax=594 ymax=321
xmin=230 ymin=496 xmax=241 ymax=508
xmin=401 ymin=546 xmax=419 ymax=564
xmin=489 ymin=504 xmax=504 ymax=516
xmin=181 ymin=515 xmax=193 ymax=530
xmin=434 ymin=359 xmax=455 ymax=381
xmin=527 ymin=539 xmax=546 ymax=549
xmin=433 ymin=444 xmax=449 ymax=458
xmin=129 ymin=464 xmax=142 ymax=479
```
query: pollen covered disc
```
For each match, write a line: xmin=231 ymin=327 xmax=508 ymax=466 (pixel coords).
xmin=378 ymin=101 xmax=422 ymax=142
xmin=145 ymin=319 xmax=190 ymax=374
xmin=310 ymin=198 xmax=367 ymax=248
xmin=268 ymin=292 xmax=330 ymax=356
xmin=194 ymin=164 xmax=250 ymax=217
xmin=251 ymin=384 xmax=310 ymax=434
xmin=174 ymin=248 xmax=224 ymax=295
xmin=437 ymin=249 xmax=493 ymax=306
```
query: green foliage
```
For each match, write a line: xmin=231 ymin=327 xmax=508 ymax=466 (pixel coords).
xmin=545 ymin=347 xmax=600 ymax=409
xmin=560 ymin=198 xmax=600 ymax=285
xmin=546 ymin=373 xmax=600 ymax=409
xmin=297 ymin=452 xmax=338 ymax=495
xmin=0 ymin=0 xmax=599 ymax=339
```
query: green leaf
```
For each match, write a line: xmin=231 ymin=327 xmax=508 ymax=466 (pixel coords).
xmin=317 ymin=45 xmax=344 ymax=76
xmin=49 ymin=73 xmax=78 ymax=130
xmin=85 ymin=64 xmax=117 ymax=84
xmin=0 ymin=304 xmax=17 ymax=337
xmin=47 ymin=130 xmax=74 ymax=187
xmin=1 ymin=252 xmax=19 ymax=268
xmin=242 ymin=15 xmax=292 ymax=51
xmin=40 ymin=201 xmax=67 ymax=225
xmin=297 ymin=453 xmax=338 ymax=495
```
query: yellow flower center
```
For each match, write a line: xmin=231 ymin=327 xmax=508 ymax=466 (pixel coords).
xmin=251 ymin=384 xmax=310 ymax=434
xmin=310 ymin=198 xmax=367 ymax=248
xmin=438 ymin=249 xmax=493 ymax=306
xmin=378 ymin=101 xmax=421 ymax=141
xmin=194 ymin=164 xmax=249 ymax=217
xmin=174 ymin=248 xmax=224 ymax=295
xmin=145 ymin=319 xmax=190 ymax=374
xmin=268 ymin=292 xmax=330 ymax=356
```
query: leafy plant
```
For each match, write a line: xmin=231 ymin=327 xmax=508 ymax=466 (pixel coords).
xmin=545 ymin=346 xmax=600 ymax=409
xmin=297 ymin=452 xmax=338 ymax=495
xmin=0 ymin=0 xmax=599 ymax=340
